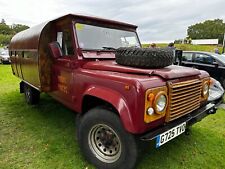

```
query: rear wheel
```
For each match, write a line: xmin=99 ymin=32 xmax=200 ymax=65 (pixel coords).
xmin=24 ymin=83 xmax=40 ymax=104
xmin=78 ymin=107 xmax=138 ymax=169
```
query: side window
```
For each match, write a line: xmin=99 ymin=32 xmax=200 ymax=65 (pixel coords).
xmin=194 ymin=54 xmax=213 ymax=64
xmin=57 ymin=29 xmax=74 ymax=56
xmin=24 ymin=51 xmax=35 ymax=59
xmin=16 ymin=51 xmax=23 ymax=58
xmin=182 ymin=53 xmax=193 ymax=62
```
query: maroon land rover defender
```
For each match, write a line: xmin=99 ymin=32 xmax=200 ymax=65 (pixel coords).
xmin=9 ymin=14 xmax=222 ymax=169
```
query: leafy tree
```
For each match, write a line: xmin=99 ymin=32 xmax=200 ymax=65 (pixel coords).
xmin=0 ymin=20 xmax=29 ymax=46
xmin=0 ymin=34 xmax=13 ymax=46
xmin=0 ymin=23 xmax=12 ymax=35
xmin=174 ymin=39 xmax=183 ymax=44
xmin=12 ymin=24 xmax=29 ymax=34
xmin=1 ymin=19 xmax=6 ymax=24
xmin=187 ymin=19 xmax=225 ymax=44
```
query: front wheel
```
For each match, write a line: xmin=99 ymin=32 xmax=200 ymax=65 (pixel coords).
xmin=78 ymin=107 xmax=138 ymax=169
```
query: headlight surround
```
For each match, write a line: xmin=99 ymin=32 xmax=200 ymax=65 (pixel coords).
xmin=154 ymin=92 xmax=168 ymax=114
xmin=202 ymin=81 xmax=209 ymax=98
xmin=144 ymin=86 xmax=168 ymax=123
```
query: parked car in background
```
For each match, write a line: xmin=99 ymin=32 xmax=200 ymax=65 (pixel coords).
xmin=181 ymin=51 xmax=225 ymax=88
xmin=208 ymin=78 xmax=224 ymax=102
xmin=0 ymin=50 xmax=10 ymax=64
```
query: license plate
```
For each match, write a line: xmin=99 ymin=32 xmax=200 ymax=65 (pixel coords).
xmin=156 ymin=122 xmax=186 ymax=148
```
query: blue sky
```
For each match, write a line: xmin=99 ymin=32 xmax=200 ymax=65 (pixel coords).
xmin=0 ymin=0 xmax=225 ymax=43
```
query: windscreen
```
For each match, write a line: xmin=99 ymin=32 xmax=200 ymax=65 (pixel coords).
xmin=212 ymin=53 xmax=225 ymax=64
xmin=75 ymin=23 xmax=140 ymax=50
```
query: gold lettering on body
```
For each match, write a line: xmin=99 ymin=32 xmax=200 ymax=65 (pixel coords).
xmin=57 ymin=75 xmax=69 ymax=94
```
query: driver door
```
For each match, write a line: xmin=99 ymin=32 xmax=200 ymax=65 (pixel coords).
xmin=51 ymin=24 xmax=76 ymax=105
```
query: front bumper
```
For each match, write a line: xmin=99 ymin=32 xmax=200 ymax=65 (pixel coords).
xmin=140 ymin=98 xmax=223 ymax=141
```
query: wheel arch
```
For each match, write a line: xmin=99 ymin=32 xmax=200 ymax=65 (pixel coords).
xmin=81 ymin=86 xmax=135 ymax=133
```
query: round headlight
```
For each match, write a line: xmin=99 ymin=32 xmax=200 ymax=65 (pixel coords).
xmin=203 ymin=82 xmax=209 ymax=96
xmin=155 ymin=93 xmax=167 ymax=113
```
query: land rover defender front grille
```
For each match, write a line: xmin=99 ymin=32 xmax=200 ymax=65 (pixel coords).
xmin=167 ymin=79 xmax=202 ymax=122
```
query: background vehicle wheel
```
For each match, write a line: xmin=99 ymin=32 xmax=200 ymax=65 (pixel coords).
xmin=24 ymin=83 xmax=40 ymax=104
xmin=115 ymin=47 xmax=174 ymax=68
xmin=78 ymin=107 xmax=138 ymax=169
xmin=221 ymin=78 xmax=225 ymax=89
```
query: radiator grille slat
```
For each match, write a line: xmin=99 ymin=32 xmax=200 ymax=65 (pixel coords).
xmin=170 ymin=98 xmax=200 ymax=111
xmin=172 ymin=84 xmax=201 ymax=92
xmin=170 ymin=101 xmax=200 ymax=114
xmin=171 ymin=93 xmax=199 ymax=104
xmin=167 ymin=79 xmax=201 ymax=122
xmin=171 ymin=87 xmax=201 ymax=96
xmin=172 ymin=80 xmax=201 ymax=88
xmin=170 ymin=104 xmax=200 ymax=120
xmin=171 ymin=90 xmax=200 ymax=100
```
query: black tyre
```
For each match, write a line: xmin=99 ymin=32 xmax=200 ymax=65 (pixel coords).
xmin=115 ymin=47 xmax=174 ymax=68
xmin=78 ymin=107 xmax=138 ymax=169
xmin=220 ymin=77 xmax=225 ymax=89
xmin=75 ymin=114 xmax=82 ymax=140
xmin=24 ymin=83 xmax=40 ymax=104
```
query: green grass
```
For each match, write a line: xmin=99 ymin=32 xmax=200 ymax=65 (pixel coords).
xmin=142 ymin=43 xmax=223 ymax=53
xmin=0 ymin=65 xmax=225 ymax=169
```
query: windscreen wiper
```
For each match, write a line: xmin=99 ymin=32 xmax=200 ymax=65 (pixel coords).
xmin=102 ymin=46 xmax=116 ymax=50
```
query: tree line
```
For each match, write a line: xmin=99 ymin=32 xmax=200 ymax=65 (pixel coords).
xmin=175 ymin=19 xmax=225 ymax=44
xmin=0 ymin=19 xmax=29 ymax=46
xmin=188 ymin=19 xmax=225 ymax=44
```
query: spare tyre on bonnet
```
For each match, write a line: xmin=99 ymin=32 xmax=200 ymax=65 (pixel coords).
xmin=115 ymin=47 xmax=174 ymax=68
xmin=9 ymin=14 xmax=223 ymax=169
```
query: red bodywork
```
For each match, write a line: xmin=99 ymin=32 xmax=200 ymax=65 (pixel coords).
xmin=51 ymin=57 xmax=208 ymax=134
xmin=9 ymin=14 xmax=209 ymax=134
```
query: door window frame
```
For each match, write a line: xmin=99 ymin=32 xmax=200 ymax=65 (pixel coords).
xmin=182 ymin=52 xmax=194 ymax=62
xmin=193 ymin=53 xmax=214 ymax=65
xmin=55 ymin=22 xmax=77 ymax=59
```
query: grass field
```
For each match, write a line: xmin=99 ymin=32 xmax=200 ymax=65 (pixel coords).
xmin=142 ymin=44 xmax=224 ymax=53
xmin=0 ymin=65 xmax=225 ymax=169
